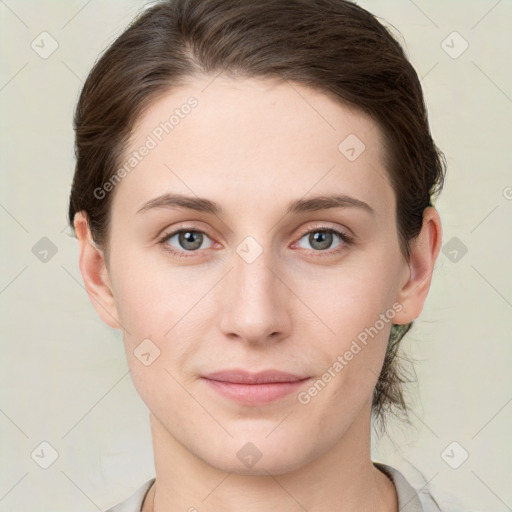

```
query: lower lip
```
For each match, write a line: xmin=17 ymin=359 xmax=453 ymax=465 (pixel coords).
xmin=202 ymin=378 xmax=310 ymax=405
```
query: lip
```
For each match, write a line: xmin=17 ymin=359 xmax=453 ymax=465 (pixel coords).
xmin=202 ymin=369 xmax=309 ymax=384
xmin=201 ymin=369 xmax=311 ymax=405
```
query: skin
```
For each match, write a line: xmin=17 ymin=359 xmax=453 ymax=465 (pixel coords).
xmin=74 ymin=75 xmax=442 ymax=511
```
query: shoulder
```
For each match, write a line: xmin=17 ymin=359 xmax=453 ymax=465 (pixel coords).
xmin=374 ymin=462 xmax=439 ymax=512
xmin=375 ymin=462 xmax=468 ymax=512
xmin=104 ymin=478 xmax=155 ymax=512
xmin=106 ymin=468 xmax=457 ymax=512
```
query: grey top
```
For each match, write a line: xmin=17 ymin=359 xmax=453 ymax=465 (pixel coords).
xmin=105 ymin=463 xmax=437 ymax=512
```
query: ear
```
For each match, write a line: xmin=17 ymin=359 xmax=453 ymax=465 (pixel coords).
xmin=74 ymin=211 xmax=121 ymax=330
xmin=392 ymin=206 xmax=443 ymax=325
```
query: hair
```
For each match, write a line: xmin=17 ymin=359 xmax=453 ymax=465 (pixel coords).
xmin=68 ymin=0 xmax=446 ymax=426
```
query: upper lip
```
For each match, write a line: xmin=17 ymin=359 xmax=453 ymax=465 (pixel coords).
xmin=202 ymin=369 xmax=309 ymax=384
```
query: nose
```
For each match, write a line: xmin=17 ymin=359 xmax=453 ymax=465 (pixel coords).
xmin=218 ymin=245 xmax=291 ymax=345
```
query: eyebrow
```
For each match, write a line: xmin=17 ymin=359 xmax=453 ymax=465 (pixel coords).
xmin=136 ymin=192 xmax=375 ymax=216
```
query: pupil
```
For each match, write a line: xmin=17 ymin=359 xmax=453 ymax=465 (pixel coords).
xmin=180 ymin=231 xmax=202 ymax=250
xmin=310 ymin=231 xmax=332 ymax=250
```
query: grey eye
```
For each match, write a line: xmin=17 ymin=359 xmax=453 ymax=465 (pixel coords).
xmin=166 ymin=230 xmax=213 ymax=251
xmin=296 ymin=230 xmax=343 ymax=251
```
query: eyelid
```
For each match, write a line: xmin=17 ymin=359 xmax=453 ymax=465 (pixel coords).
xmin=158 ymin=222 xmax=354 ymax=257
xmin=158 ymin=225 xmax=216 ymax=248
xmin=291 ymin=224 xmax=354 ymax=255
xmin=294 ymin=222 xmax=354 ymax=241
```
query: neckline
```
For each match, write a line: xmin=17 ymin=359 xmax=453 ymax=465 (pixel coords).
xmin=139 ymin=478 xmax=156 ymax=511
xmin=135 ymin=463 xmax=424 ymax=512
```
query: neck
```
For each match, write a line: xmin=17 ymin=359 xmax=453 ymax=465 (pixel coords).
xmin=143 ymin=404 xmax=397 ymax=512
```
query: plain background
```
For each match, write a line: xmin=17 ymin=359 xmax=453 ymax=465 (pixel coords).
xmin=0 ymin=0 xmax=511 ymax=510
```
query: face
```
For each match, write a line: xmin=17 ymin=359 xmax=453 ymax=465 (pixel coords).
xmin=84 ymin=76 xmax=418 ymax=475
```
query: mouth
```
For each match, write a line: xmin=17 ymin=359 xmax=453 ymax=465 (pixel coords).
xmin=201 ymin=369 xmax=311 ymax=404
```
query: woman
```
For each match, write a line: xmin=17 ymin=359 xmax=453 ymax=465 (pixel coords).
xmin=68 ymin=0 xmax=445 ymax=510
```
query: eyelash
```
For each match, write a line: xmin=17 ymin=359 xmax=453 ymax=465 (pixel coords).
xmin=157 ymin=225 xmax=354 ymax=258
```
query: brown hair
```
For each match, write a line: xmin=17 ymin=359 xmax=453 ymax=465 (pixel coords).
xmin=68 ymin=0 xmax=446 ymax=425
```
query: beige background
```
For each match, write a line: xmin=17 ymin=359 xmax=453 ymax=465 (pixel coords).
xmin=1 ymin=0 xmax=511 ymax=510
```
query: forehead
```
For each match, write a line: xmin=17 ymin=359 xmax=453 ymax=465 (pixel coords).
xmin=113 ymin=75 xmax=394 ymax=219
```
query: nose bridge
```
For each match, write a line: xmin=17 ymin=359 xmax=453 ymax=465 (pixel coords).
xmin=235 ymin=241 xmax=275 ymax=299
xmin=218 ymin=235 xmax=289 ymax=342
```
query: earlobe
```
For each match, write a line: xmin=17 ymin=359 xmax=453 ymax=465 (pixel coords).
xmin=393 ymin=207 xmax=443 ymax=325
xmin=74 ymin=211 xmax=122 ymax=330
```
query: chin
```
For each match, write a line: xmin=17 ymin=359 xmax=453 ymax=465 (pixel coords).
xmin=211 ymin=454 xmax=307 ymax=477
xmin=200 ymin=437 xmax=312 ymax=477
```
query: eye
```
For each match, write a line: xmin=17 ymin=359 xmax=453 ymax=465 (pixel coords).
xmin=158 ymin=228 xmax=215 ymax=256
xmin=294 ymin=227 xmax=352 ymax=253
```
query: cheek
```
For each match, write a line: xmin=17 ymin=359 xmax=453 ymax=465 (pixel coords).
xmin=293 ymin=253 xmax=400 ymax=340
xmin=110 ymin=260 xmax=201 ymax=414
xmin=291 ymin=255 xmax=399 ymax=398
xmin=109 ymin=252 xmax=216 ymax=385
xmin=111 ymin=250 xmax=200 ymax=336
